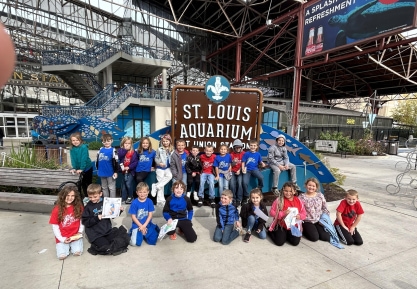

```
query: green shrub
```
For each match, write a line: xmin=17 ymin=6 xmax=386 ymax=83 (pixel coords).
xmin=86 ymin=141 xmax=102 ymax=150
xmin=318 ymin=131 xmax=356 ymax=153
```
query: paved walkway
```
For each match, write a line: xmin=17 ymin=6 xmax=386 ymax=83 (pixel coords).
xmin=0 ymin=144 xmax=417 ymax=288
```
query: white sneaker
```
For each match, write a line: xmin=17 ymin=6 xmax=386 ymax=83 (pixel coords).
xmin=151 ymin=184 xmax=157 ymax=197
xmin=193 ymin=192 xmax=199 ymax=201
xmin=186 ymin=192 xmax=191 ymax=198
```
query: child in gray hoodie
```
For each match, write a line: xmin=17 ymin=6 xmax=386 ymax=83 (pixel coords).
xmin=267 ymin=134 xmax=298 ymax=194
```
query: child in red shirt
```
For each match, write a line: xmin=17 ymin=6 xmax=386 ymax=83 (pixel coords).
xmin=197 ymin=145 xmax=217 ymax=208
xmin=49 ymin=186 xmax=84 ymax=260
xmin=334 ymin=189 xmax=364 ymax=245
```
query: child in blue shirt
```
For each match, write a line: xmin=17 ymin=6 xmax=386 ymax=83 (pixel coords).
xmin=135 ymin=137 xmax=156 ymax=194
xmin=242 ymin=139 xmax=265 ymax=205
xmin=213 ymin=189 xmax=241 ymax=245
xmin=163 ymin=180 xmax=197 ymax=243
xmin=214 ymin=144 xmax=232 ymax=195
xmin=128 ymin=182 xmax=159 ymax=246
xmin=96 ymin=134 xmax=119 ymax=198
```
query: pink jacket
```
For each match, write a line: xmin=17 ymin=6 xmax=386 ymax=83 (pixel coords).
xmin=269 ymin=196 xmax=306 ymax=231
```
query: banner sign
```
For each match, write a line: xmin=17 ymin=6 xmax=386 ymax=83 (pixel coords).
xmin=302 ymin=0 xmax=417 ymax=58
xmin=171 ymin=83 xmax=262 ymax=150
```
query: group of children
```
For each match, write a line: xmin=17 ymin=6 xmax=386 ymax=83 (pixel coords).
xmin=50 ymin=132 xmax=364 ymax=259
xmin=50 ymin=175 xmax=364 ymax=259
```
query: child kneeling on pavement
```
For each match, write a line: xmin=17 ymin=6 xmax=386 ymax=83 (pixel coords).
xmin=129 ymin=182 xmax=159 ymax=246
xmin=82 ymin=184 xmax=130 ymax=255
xmin=163 ymin=180 xmax=197 ymax=242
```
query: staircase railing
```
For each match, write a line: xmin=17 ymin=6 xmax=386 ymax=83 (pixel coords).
xmin=80 ymin=73 xmax=103 ymax=94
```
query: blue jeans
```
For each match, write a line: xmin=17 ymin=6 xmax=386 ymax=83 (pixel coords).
xmin=121 ymin=173 xmax=134 ymax=201
xmin=243 ymin=169 xmax=264 ymax=197
xmin=218 ymin=177 xmax=229 ymax=195
xmin=230 ymin=172 xmax=243 ymax=202
xmin=198 ymin=173 xmax=215 ymax=199
xmin=213 ymin=224 xmax=239 ymax=245
xmin=246 ymin=215 xmax=266 ymax=239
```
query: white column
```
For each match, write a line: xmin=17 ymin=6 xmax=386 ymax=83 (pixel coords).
xmin=106 ymin=65 xmax=113 ymax=85
xmin=162 ymin=68 xmax=167 ymax=90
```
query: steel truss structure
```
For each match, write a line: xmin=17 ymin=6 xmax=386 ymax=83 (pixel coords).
xmin=1 ymin=0 xmax=417 ymax=114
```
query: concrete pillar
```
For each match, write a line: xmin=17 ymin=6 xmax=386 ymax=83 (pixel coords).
xmin=106 ymin=65 xmax=112 ymax=85
xmin=162 ymin=68 xmax=167 ymax=90
xmin=150 ymin=76 xmax=154 ymax=88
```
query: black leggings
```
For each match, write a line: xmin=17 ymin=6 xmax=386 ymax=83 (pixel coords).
xmin=268 ymin=226 xmax=301 ymax=246
xmin=186 ymin=173 xmax=200 ymax=193
xmin=134 ymin=171 xmax=150 ymax=199
xmin=81 ymin=167 xmax=93 ymax=198
xmin=302 ymin=222 xmax=330 ymax=242
xmin=167 ymin=219 xmax=197 ymax=243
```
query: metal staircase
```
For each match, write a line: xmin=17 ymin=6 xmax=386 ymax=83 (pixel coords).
xmin=41 ymin=84 xmax=170 ymax=119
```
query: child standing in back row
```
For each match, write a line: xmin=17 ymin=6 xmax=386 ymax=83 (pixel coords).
xmin=152 ymin=134 xmax=174 ymax=207
xmin=197 ymin=145 xmax=217 ymax=208
xmin=118 ymin=136 xmax=138 ymax=204
xmin=334 ymin=190 xmax=364 ymax=245
xmin=242 ymin=139 xmax=266 ymax=205
xmin=170 ymin=139 xmax=189 ymax=187
xmin=185 ymin=146 xmax=202 ymax=201
xmin=214 ymin=144 xmax=232 ymax=195
xmin=69 ymin=132 xmax=93 ymax=198
xmin=135 ymin=137 xmax=156 ymax=196
xmin=96 ymin=134 xmax=119 ymax=198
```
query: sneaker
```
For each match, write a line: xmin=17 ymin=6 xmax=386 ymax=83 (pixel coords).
xmin=157 ymin=201 xmax=165 ymax=207
xmin=193 ymin=192 xmax=199 ymax=201
xmin=186 ymin=192 xmax=191 ymax=198
xmin=125 ymin=197 xmax=132 ymax=204
xmin=197 ymin=197 xmax=203 ymax=207
xmin=272 ymin=187 xmax=280 ymax=196
xmin=244 ymin=232 xmax=251 ymax=243
xmin=241 ymin=197 xmax=249 ymax=206
xmin=151 ymin=184 xmax=157 ymax=197
xmin=169 ymin=233 xmax=177 ymax=240
xmin=293 ymin=183 xmax=301 ymax=191
xmin=210 ymin=198 xmax=215 ymax=208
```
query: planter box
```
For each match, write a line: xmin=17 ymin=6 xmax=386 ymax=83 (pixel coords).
xmin=315 ymin=140 xmax=338 ymax=153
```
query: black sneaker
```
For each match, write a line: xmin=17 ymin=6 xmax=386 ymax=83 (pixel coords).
xmin=272 ymin=187 xmax=279 ymax=196
xmin=125 ymin=197 xmax=132 ymax=204
xmin=244 ymin=232 xmax=251 ymax=243
xmin=242 ymin=197 xmax=249 ymax=205
xmin=210 ymin=198 xmax=215 ymax=208
xmin=197 ymin=197 xmax=203 ymax=207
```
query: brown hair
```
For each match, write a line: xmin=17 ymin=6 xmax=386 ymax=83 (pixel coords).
xmin=171 ymin=180 xmax=186 ymax=192
xmin=101 ymin=133 xmax=113 ymax=142
xmin=275 ymin=182 xmax=297 ymax=211
xmin=56 ymin=185 xmax=83 ymax=222
xmin=304 ymin=177 xmax=319 ymax=190
xmin=69 ymin=132 xmax=83 ymax=148
xmin=346 ymin=189 xmax=359 ymax=198
xmin=249 ymin=188 xmax=263 ymax=202
xmin=137 ymin=137 xmax=153 ymax=154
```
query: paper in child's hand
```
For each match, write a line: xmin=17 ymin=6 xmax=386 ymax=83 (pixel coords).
xmin=158 ymin=219 xmax=178 ymax=240
xmin=69 ymin=233 xmax=83 ymax=241
xmin=254 ymin=207 xmax=269 ymax=222
xmin=102 ymin=197 xmax=122 ymax=218
xmin=284 ymin=207 xmax=299 ymax=228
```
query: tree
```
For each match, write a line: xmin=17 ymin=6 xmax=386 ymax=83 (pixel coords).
xmin=390 ymin=99 xmax=417 ymax=126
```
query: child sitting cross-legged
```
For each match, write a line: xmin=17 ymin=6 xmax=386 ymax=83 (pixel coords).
xmin=213 ymin=190 xmax=242 ymax=245
xmin=128 ymin=182 xmax=160 ymax=246
xmin=163 ymin=180 xmax=197 ymax=243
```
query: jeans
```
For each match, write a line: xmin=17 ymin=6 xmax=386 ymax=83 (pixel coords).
xmin=218 ymin=177 xmax=229 ymax=194
xmin=243 ymin=169 xmax=264 ymax=197
xmin=55 ymin=239 xmax=83 ymax=259
xmin=213 ymin=224 xmax=239 ymax=245
xmin=198 ymin=173 xmax=215 ymax=199
xmin=230 ymin=172 xmax=243 ymax=202
xmin=121 ymin=173 xmax=134 ymax=201
xmin=246 ymin=215 xmax=266 ymax=239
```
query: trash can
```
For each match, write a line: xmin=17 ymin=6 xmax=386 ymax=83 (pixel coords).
xmin=387 ymin=140 xmax=399 ymax=155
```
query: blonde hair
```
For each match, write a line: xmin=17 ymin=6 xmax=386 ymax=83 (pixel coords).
xmin=87 ymin=184 xmax=102 ymax=196
xmin=136 ymin=182 xmax=149 ymax=193
xmin=221 ymin=189 xmax=233 ymax=200
xmin=120 ymin=136 xmax=134 ymax=151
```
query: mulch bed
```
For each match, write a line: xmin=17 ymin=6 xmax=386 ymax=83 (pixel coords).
xmin=262 ymin=183 xmax=346 ymax=206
